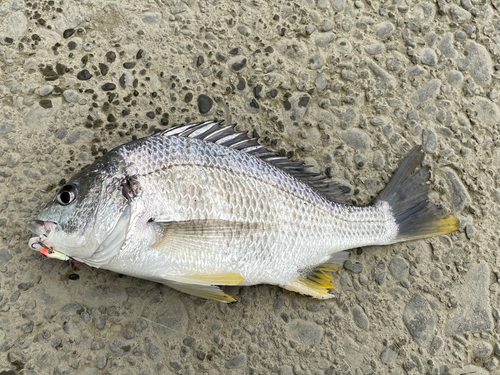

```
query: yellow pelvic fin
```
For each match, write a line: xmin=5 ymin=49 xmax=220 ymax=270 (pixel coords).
xmin=182 ymin=272 xmax=245 ymax=286
xmin=283 ymin=264 xmax=340 ymax=299
xmin=163 ymin=281 xmax=237 ymax=303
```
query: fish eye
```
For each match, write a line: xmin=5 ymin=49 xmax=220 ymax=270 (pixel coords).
xmin=57 ymin=185 xmax=77 ymax=206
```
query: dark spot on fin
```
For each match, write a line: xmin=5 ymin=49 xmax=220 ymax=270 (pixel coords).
xmin=154 ymin=120 xmax=352 ymax=204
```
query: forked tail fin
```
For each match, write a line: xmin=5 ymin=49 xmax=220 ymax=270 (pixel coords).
xmin=376 ymin=146 xmax=459 ymax=242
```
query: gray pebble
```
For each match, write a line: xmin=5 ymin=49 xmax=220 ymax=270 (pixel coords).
xmin=308 ymin=54 xmax=324 ymax=70
xmin=124 ymin=330 xmax=135 ymax=339
xmin=354 ymin=154 xmax=366 ymax=168
xmin=380 ymin=345 xmax=398 ymax=365
xmin=336 ymin=38 xmax=352 ymax=53
xmin=408 ymin=65 xmax=427 ymax=76
xmin=290 ymin=320 xmax=324 ymax=345
xmin=385 ymin=58 xmax=400 ymax=71
xmin=352 ymin=305 xmax=370 ymax=330
xmin=449 ymin=5 xmax=471 ymax=23
xmin=305 ymin=25 xmax=317 ymax=36
xmin=54 ymin=128 xmax=67 ymax=139
xmin=375 ymin=21 xmax=394 ymax=39
xmin=39 ymin=85 xmax=54 ymax=96
xmin=403 ymin=294 xmax=435 ymax=343
xmin=455 ymin=30 xmax=467 ymax=41
xmin=65 ymin=129 xmax=93 ymax=145
xmin=332 ymin=0 xmax=346 ymax=11
xmin=135 ymin=320 xmax=148 ymax=333
xmin=315 ymin=73 xmax=327 ymax=92
xmin=372 ymin=151 xmax=385 ymax=170
xmin=344 ymin=260 xmax=363 ymax=273
xmin=365 ymin=58 xmax=395 ymax=87
xmin=315 ymin=32 xmax=335 ymax=48
xmin=430 ymin=269 xmax=442 ymax=281
xmin=442 ymin=167 xmax=469 ymax=213
xmin=0 ymin=249 xmax=13 ymax=266
xmin=94 ymin=315 xmax=107 ymax=330
xmin=389 ymin=257 xmax=409 ymax=279
xmin=469 ymin=97 xmax=500 ymax=126
xmin=321 ymin=20 xmax=334 ymax=32
xmin=226 ymin=353 xmax=247 ymax=369
xmin=370 ymin=117 xmax=384 ymax=126
xmin=237 ymin=25 xmax=251 ymax=37
xmin=8 ymin=11 xmax=27 ymax=37
xmin=446 ymin=262 xmax=494 ymax=335
xmin=448 ymin=70 xmax=463 ymax=86
xmin=465 ymin=41 xmax=493 ymax=86
xmin=485 ymin=358 xmax=499 ymax=371
xmin=344 ymin=129 xmax=371 ymax=150
xmin=96 ymin=354 xmax=107 ymax=370
xmin=109 ymin=338 xmax=131 ymax=357
xmin=438 ymin=33 xmax=457 ymax=58
xmin=171 ymin=2 xmax=187 ymax=14
xmin=429 ymin=336 xmax=444 ymax=356
xmin=411 ymin=79 xmax=441 ymax=105
xmin=474 ymin=341 xmax=493 ymax=358
xmin=197 ymin=94 xmax=213 ymax=114
xmin=317 ymin=0 xmax=330 ymax=9
xmin=62 ymin=90 xmax=79 ymax=103
xmin=142 ymin=12 xmax=161 ymax=23
xmin=245 ymin=98 xmax=260 ymax=114
xmin=421 ymin=48 xmax=437 ymax=66
xmin=465 ymin=224 xmax=474 ymax=239
xmin=144 ymin=337 xmax=160 ymax=360
xmin=341 ymin=69 xmax=357 ymax=81
xmin=365 ymin=43 xmax=383 ymax=55
xmin=229 ymin=56 xmax=247 ymax=72
xmin=423 ymin=129 xmax=437 ymax=153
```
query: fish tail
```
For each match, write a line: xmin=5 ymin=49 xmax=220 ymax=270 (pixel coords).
xmin=377 ymin=146 xmax=459 ymax=242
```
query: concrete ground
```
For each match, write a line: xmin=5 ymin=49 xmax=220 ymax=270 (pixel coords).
xmin=0 ymin=0 xmax=499 ymax=374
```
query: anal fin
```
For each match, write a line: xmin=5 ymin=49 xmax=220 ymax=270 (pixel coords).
xmin=180 ymin=272 xmax=245 ymax=286
xmin=283 ymin=262 xmax=341 ymax=299
xmin=163 ymin=281 xmax=237 ymax=303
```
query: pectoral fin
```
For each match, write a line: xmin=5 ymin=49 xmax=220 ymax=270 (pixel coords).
xmin=163 ymin=281 xmax=237 ymax=303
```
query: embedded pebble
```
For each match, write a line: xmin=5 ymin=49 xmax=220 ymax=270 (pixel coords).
xmin=442 ymin=167 xmax=469 ymax=213
xmin=403 ymin=294 xmax=435 ymax=344
xmin=226 ymin=354 xmax=246 ymax=369
xmin=465 ymin=41 xmax=493 ymax=86
xmin=448 ymin=70 xmax=463 ymax=86
xmin=344 ymin=129 xmax=371 ymax=150
xmin=438 ymin=33 xmax=457 ymax=59
xmin=62 ymin=90 xmax=79 ymax=103
xmin=421 ymin=48 xmax=437 ymax=66
xmin=473 ymin=341 xmax=493 ymax=358
xmin=315 ymin=32 xmax=335 ymax=48
xmin=314 ymin=73 xmax=327 ymax=92
xmin=411 ymin=79 xmax=441 ymax=105
xmin=8 ymin=12 xmax=27 ymax=38
xmin=372 ymin=151 xmax=384 ymax=170
xmin=352 ymin=305 xmax=370 ymax=330
xmin=197 ymin=94 xmax=213 ymax=114
xmin=290 ymin=320 xmax=324 ymax=345
xmin=365 ymin=58 xmax=396 ymax=87
xmin=449 ymin=5 xmax=471 ymax=23
xmin=375 ymin=21 xmax=394 ymax=39
xmin=380 ymin=345 xmax=398 ymax=365
xmin=389 ymin=257 xmax=409 ymax=280
xmin=423 ymin=129 xmax=437 ymax=153
xmin=0 ymin=249 xmax=13 ymax=266
xmin=39 ymin=85 xmax=54 ymax=97
xmin=446 ymin=262 xmax=494 ymax=335
xmin=332 ymin=0 xmax=346 ymax=11
xmin=344 ymin=260 xmax=363 ymax=273
xmin=144 ymin=337 xmax=160 ymax=360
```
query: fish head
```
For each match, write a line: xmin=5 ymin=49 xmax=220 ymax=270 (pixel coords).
xmin=28 ymin=157 xmax=130 ymax=266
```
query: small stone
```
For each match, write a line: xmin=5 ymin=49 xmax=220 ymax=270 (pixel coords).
xmin=473 ymin=341 xmax=493 ymax=358
xmin=412 ymin=79 xmax=441 ymax=105
xmin=96 ymin=354 xmax=107 ymax=370
xmin=352 ymin=305 xmax=370 ymax=330
xmin=144 ymin=338 xmax=160 ymax=360
xmin=344 ymin=129 xmax=371 ymax=150
xmin=354 ymin=154 xmax=366 ymax=168
xmin=336 ymin=38 xmax=352 ymax=53
xmin=403 ymin=294 xmax=435 ymax=344
xmin=290 ymin=320 xmax=324 ymax=346
xmin=366 ymin=58 xmax=396 ymax=87
xmin=465 ymin=41 xmax=493 ymax=86
xmin=408 ymin=65 xmax=427 ymax=76
xmin=485 ymin=358 xmax=499 ymax=371
xmin=332 ymin=0 xmax=346 ymax=11
xmin=63 ymin=90 xmax=79 ymax=103
xmin=315 ymin=32 xmax=335 ymax=48
xmin=421 ymin=48 xmax=437 ymax=66
xmin=106 ymin=51 xmax=116 ymax=63
xmin=390 ymin=257 xmax=409 ymax=279
xmin=226 ymin=354 xmax=246 ymax=369
xmin=449 ymin=5 xmax=471 ymax=23
xmin=38 ymin=85 xmax=53 ymax=96
xmin=370 ymin=117 xmax=384 ymax=126
xmin=423 ymin=129 xmax=437 ymax=153
xmin=8 ymin=12 xmax=27 ymax=38
xmin=101 ymin=83 xmax=116 ymax=91
xmin=308 ymin=54 xmax=324 ymax=70
xmin=315 ymin=73 xmax=327 ymax=92
xmin=245 ymin=98 xmax=260 ymax=114
xmin=109 ymin=338 xmax=131 ymax=357
xmin=230 ymin=57 xmax=247 ymax=72
xmin=380 ymin=346 xmax=398 ymax=365
xmin=123 ymin=62 xmax=135 ymax=69
xmin=375 ymin=21 xmax=394 ymax=39
xmin=430 ymin=336 xmax=444 ymax=356
xmin=448 ymin=70 xmax=463 ymax=86
xmin=237 ymin=25 xmax=251 ymax=37
xmin=442 ymin=168 xmax=469 ymax=213
xmin=197 ymin=94 xmax=213 ymax=114
xmin=63 ymin=29 xmax=75 ymax=39
xmin=438 ymin=33 xmax=457 ymax=59
xmin=465 ymin=224 xmax=474 ymax=239
xmin=446 ymin=262 xmax=494 ymax=335
xmin=373 ymin=151 xmax=385 ymax=170
xmin=39 ymin=99 xmax=52 ymax=109
xmin=77 ymin=70 xmax=92 ymax=80
xmin=365 ymin=43 xmax=383 ymax=55
xmin=385 ymin=58 xmax=400 ymax=71
xmin=344 ymin=260 xmax=363 ymax=273
xmin=142 ymin=12 xmax=161 ymax=24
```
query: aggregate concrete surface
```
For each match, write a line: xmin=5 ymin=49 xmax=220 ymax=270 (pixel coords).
xmin=0 ymin=0 xmax=499 ymax=374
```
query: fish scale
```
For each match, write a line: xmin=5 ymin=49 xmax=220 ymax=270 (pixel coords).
xmin=29 ymin=121 xmax=458 ymax=302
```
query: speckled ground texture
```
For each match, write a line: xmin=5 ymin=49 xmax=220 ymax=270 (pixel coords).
xmin=0 ymin=0 xmax=499 ymax=374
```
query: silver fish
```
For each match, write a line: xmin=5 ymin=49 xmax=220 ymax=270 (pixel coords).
xmin=28 ymin=121 xmax=458 ymax=302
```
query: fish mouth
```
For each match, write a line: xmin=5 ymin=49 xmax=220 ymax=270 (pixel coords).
xmin=28 ymin=220 xmax=71 ymax=261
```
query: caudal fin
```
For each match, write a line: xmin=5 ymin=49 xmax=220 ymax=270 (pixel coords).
xmin=377 ymin=146 xmax=459 ymax=242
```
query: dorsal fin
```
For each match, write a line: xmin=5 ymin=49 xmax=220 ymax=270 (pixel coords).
xmin=155 ymin=121 xmax=352 ymax=203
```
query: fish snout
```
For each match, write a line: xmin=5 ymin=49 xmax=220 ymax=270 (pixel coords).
xmin=28 ymin=220 xmax=57 ymax=237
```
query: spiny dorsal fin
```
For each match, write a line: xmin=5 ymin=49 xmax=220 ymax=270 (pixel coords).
xmin=155 ymin=121 xmax=352 ymax=203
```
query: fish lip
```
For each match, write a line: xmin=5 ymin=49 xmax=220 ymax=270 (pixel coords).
xmin=28 ymin=220 xmax=57 ymax=237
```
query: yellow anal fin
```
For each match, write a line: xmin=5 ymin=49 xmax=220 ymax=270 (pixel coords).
xmin=182 ymin=272 xmax=245 ymax=286
xmin=283 ymin=266 xmax=339 ymax=299
xmin=164 ymin=281 xmax=237 ymax=303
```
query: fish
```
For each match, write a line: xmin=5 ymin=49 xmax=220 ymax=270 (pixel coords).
xmin=28 ymin=120 xmax=459 ymax=302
